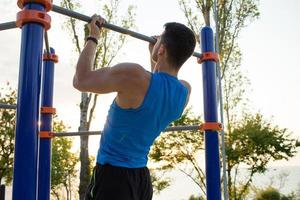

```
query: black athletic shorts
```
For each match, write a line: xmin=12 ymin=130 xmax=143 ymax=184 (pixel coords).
xmin=85 ymin=163 xmax=153 ymax=200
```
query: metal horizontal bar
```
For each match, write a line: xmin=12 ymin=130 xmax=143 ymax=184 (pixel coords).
xmin=0 ymin=21 xmax=17 ymax=31
xmin=54 ymin=131 xmax=100 ymax=137
xmin=165 ymin=125 xmax=200 ymax=132
xmin=54 ymin=125 xmax=200 ymax=137
xmin=0 ymin=103 xmax=17 ymax=110
xmin=52 ymin=5 xmax=156 ymax=43
xmin=51 ymin=5 xmax=202 ymax=58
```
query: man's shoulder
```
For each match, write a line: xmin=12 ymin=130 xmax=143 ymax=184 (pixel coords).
xmin=113 ymin=62 xmax=149 ymax=79
xmin=113 ymin=62 xmax=150 ymax=91
xmin=179 ymin=79 xmax=191 ymax=93
xmin=114 ymin=62 xmax=144 ymax=72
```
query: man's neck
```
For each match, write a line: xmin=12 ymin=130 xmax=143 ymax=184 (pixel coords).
xmin=154 ymin=60 xmax=178 ymax=77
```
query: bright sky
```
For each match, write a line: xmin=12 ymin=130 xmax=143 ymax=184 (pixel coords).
xmin=0 ymin=0 xmax=300 ymax=198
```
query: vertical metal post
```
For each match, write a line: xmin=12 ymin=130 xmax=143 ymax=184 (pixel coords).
xmin=213 ymin=0 xmax=229 ymax=198
xmin=12 ymin=3 xmax=44 ymax=199
xmin=201 ymin=26 xmax=221 ymax=200
xmin=38 ymin=48 xmax=56 ymax=200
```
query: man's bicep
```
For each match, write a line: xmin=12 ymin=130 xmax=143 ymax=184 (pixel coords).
xmin=75 ymin=63 xmax=143 ymax=94
xmin=83 ymin=67 xmax=120 ymax=93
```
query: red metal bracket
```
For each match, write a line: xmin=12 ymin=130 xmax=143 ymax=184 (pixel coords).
xmin=197 ymin=52 xmax=219 ymax=64
xmin=40 ymin=131 xmax=55 ymax=138
xmin=200 ymin=122 xmax=223 ymax=131
xmin=17 ymin=0 xmax=53 ymax=12
xmin=41 ymin=107 xmax=56 ymax=114
xmin=16 ymin=10 xmax=51 ymax=30
xmin=43 ymin=53 xmax=59 ymax=63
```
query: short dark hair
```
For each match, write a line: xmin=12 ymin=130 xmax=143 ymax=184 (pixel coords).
xmin=161 ymin=22 xmax=196 ymax=69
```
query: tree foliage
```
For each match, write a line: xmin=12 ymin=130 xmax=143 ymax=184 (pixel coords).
xmin=179 ymin=0 xmax=259 ymax=124
xmin=0 ymin=84 xmax=79 ymax=200
xmin=149 ymin=108 xmax=205 ymax=194
xmin=176 ymin=0 xmax=275 ymax=199
xmin=227 ymin=113 xmax=299 ymax=199
xmin=253 ymin=187 xmax=300 ymax=200
xmin=149 ymin=109 xmax=299 ymax=199
xmin=51 ymin=119 xmax=79 ymax=200
xmin=254 ymin=187 xmax=281 ymax=200
xmin=0 ymin=83 xmax=16 ymax=185
xmin=189 ymin=194 xmax=205 ymax=200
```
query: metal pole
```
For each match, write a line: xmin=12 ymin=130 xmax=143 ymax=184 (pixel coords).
xmin=12 ymin=3 xmax=44 ymax=200
xmin=213 ymin=0 xmax=229 ymax=199
xmin=0 ymin=21 xmax=17 ymax=31
xmin=38 ymin=48 xmax=56 ymax=200
xmin=0 ymin=5 xmax=202 ymax=58
xmin=0 ymin=103 xmax=17 ymax=110
xmin=51 ymin=5 xmax=202 ymax=58
xmin=54 ymin=125 xmax=201 ymax=137
xmin=200 ymin=27 xmax=221 ymax=200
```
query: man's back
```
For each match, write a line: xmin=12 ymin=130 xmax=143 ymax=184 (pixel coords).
xmin=97 ymin=72 xmax=188 ymax=168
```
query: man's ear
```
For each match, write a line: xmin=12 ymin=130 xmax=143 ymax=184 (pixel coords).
xmin=158 ymin=44 xmax=166 ymax=55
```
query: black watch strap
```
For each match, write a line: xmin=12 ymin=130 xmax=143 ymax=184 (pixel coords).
xmin=86 ymin=36 xmax=98 ymax=45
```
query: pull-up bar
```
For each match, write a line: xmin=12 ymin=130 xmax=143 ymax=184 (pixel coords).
xmin=55 ymin=125 xmax=201 ymax=137
xmin=51 ymin=5 xmax=202 ymax=58
xmin=0 ymin=21 xmax=17 ymax=31
xmin=52 ymin=5 xmax=156 ymax=43
xmin=0 ymin=103 xmax=17 ymax=110
xmin=0 ymin=5 xmax=202 ymax=58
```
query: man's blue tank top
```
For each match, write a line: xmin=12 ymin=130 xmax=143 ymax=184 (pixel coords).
xmin=97 ymin=72 xmax=188 ymax=168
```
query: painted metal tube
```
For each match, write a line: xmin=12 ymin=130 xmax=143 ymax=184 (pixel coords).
xmin=0 ymin=21 xmax=17 ymax=31
xmin=38 ymin=48 xmax=56 ymax=200
xmin=54 ymin=125 xmax=201 ymax=137
xmin=0 ymin=103 xmax=17 ymax=110
xmin=213 ymin=0 xmax=229 ymax=198
xmin=12 ymin=3 xmax=44 ymax=200
xmin=200 ymin=27 xmax=221 ymax=200
xmin=51 ymin=5 xmax=202 ymax=58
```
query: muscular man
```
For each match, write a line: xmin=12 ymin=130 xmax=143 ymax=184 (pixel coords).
xmin=73 ymin=15 xmax=196 ymax=200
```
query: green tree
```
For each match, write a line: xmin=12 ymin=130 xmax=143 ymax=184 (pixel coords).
xmin=51 ymin=119 xmax=79 ymax=200
xmin=178 ymin=0 xmax=260 ymax=186
xmin=0 ymin=85 xmax=79 ymax=200
xmin=227 ymin=113 xmax=299 ymax=199
xmin=60 ymin=0 xmax=136 ymax=199
xmin=0 ymin=83 xmax=16 ymax=185
xmin=149 ymin=111 xmax=299 ymax=199
xmin=178 ymin=0 xmax=266 ymax=199
xmin=149 ymin=108 xmax=205 ymax=194
xmin=188 ymin=194 xmax=205 ymax=200
xmin=253 ymin=187 xmax=299 ymax=200
xmin=254 ymin=187 xmax=281 ymax=200
xmin=150 ymin=170 xmax=170 ymax=194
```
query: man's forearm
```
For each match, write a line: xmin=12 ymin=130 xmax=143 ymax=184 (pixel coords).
xmin=150 ymin=56 xmax=156 ymax=72
xmin=75 ymin=40 xmax=97 ymax=79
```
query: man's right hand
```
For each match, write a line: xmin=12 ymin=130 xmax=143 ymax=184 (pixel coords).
xmin=88 ymin=14 xmax=106 ymax=40
xmin=148 ymin=36 xmax=158 ymax=54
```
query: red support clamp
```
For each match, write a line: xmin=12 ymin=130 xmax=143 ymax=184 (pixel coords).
xmin=39 ymin=131 xmax=55 ymax=138
xmin=199 ymin=122 xmax=223 ymax=131
xmin=16 ymin=10 xmax=51 ymax=30
xmin=41 ymin=107 xmax=56 ymax=114
xmin=197 ymin=52 xmax=219 ymax=64
xmin=43 ymin=53 xmax=59 ymax=63
xmin=17 ymin=0 xmax=53 ymax=12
